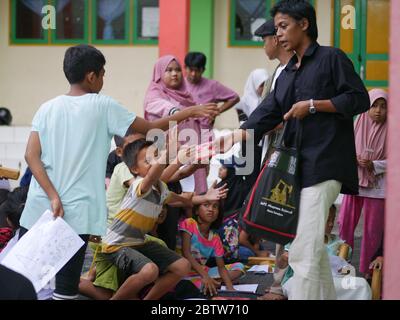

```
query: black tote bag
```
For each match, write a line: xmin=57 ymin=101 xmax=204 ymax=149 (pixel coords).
xmin=241 ymin=122 xmax=302 ymax=245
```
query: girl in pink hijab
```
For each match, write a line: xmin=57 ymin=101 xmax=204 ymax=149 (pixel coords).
xmin=338 ymin=88 xmax=388 ymax=276
xmin=144 ymin=55 xmax=213 ymax=194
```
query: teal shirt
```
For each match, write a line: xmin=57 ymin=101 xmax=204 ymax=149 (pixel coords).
xmin=20 ymin=94 xmax=136 ymax=236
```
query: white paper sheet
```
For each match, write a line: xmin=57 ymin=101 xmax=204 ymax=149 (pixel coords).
xmin=220 ymin=284 xmax=259 ymax=293
xmin=0 ymin=210 xmax=84 ymax=292
xmin=179 ymin=171 xmax=195 ymax=192
xmin=247 ymin=265 xmax=274 ymax=273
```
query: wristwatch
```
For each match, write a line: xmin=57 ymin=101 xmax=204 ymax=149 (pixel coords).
xmin=309 ymin=99 xmax=317 ymax=114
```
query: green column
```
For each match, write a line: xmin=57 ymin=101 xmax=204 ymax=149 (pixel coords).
xmin=189 ymin=0 xmax=214 ymax=78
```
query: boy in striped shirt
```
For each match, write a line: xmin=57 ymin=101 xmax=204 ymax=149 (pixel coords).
xmin=102 ymin=139 xmax=192 ymax=300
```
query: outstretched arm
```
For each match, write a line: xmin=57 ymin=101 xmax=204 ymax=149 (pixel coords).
xmin=161 ymin=146 xmax=197 ymax=183
xmin=218 ymin=96 xmax=240 ymax=114
xmin=160 ymin=162 xmax=182 ymax=184
xmin=168 ymin=164 xmax=205 ymax=183
xmin=130 ymin=104 xmax=219 ymax=134
xmin=139 ymin=150 xmax=168 ymax=195
xmin=214 ymin=129 xmax=250 ymax=154
xmin=166 ymin=191 xmax=193 ymax=208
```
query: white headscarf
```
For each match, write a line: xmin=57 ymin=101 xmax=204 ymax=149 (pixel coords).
xmin=236 ymin=69 xmax=269 ymax=117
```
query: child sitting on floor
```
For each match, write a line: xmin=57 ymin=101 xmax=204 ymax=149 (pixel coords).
xmin=180 ymin=200 xmax=245 ymax=296
xmin=79 ymin=205 xmax=169 ymax=300
xmin=238 ymin=229 xmax=271 ymax=260
xmin=260 ymin=205 xmax=369 ymax=300
xmin=80 ymin=139 xmax=224 ymax=299
xmin=101 ymin=138 xmax=193 ymax=300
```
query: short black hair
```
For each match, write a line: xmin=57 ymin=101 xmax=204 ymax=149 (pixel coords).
xmin=184 ymin=52 xmax=207 ymax=70
xmin=122 ymin=139 xmax=154 ymax=176
xmin=63 ymin=45 xmax=106 ymax=84
xmin=270 ymin=0 xmax=318 ymax=41
xmin=114 ymin=126 xmax=137 ymax=148
xmin=0 ymin=186 xmax=28 ymax=229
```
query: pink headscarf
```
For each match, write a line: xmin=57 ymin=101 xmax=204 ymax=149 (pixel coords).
xmin=354 ymin=88 xmax=388 ymax=187
xmin=143 ymin=55 xmax=195 ymax=110
xmin=143 ymin=56 xmax=208 ymax=194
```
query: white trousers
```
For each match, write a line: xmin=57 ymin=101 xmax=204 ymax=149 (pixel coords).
xmin=288 ymin=180 xmax=342 ymax=300
xmin=283 ymin=276 xmax=372 ymax=300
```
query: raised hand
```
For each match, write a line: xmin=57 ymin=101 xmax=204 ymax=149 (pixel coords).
xmin=206 ymin=180 xmax=228 ymax=201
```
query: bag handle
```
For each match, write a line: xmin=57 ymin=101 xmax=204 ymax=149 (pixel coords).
xmin=275 ymin=120 xmax=303 ymax=150
xmin=275 ymin=121 xmax=289 ymax=148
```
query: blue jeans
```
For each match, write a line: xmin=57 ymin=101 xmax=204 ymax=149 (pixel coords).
xmin=238 ymin=246 xmax=255 ymax=262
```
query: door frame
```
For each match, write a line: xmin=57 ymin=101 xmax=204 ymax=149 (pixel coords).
xmin=333 ymin=0 xmax=389 ymax=88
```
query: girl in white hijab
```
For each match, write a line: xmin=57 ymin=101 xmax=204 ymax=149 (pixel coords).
xmin=235 ymin=69 xmax=269 ymax=121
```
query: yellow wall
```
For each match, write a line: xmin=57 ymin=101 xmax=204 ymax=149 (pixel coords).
xmin=0 ymin=0 xmax=333 ymax=129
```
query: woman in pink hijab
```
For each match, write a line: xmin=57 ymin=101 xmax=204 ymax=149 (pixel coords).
xmin=144 ymin=55 xmax=215 ymax=194
xmin=338 ymin=88 xmax=388 ymax=276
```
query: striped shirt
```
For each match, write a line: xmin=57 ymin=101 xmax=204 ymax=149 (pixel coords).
xmin=102 ymin=178 xmax=170 ymax=253
xmin=179 ymin=218 xmax=224 ymax=266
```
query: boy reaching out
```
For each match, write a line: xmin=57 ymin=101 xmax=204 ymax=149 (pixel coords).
xmin=19 ymin=44 xmax=218 ymax=300
xmin=102 ymin=139 xmax=193 ymax=300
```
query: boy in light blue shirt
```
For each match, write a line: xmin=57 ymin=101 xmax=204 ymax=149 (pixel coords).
xmin=19 ymin=45 xmax=218 ymax=300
